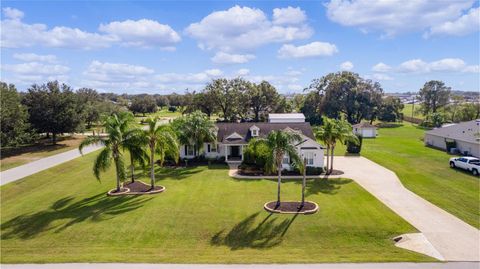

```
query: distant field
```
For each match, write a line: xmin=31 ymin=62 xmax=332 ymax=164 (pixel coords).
xmin=402 ymin=104 xmax=424 ymax=120
xmin=361 ymin=123 xmax=479 ymax=228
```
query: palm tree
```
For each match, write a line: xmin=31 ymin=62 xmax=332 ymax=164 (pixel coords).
xmin=79 ymin=112 xmax=135 ymax=192
xmin=314 ymin=117 xmax=335 ymax=174
xmin=143 ymin=117 xmax=179 ymax=189
xmin=300 ymin=158 xmax=307 ymax=207
xmin=172 ymin=111 xmax=216 ymax=157
xmin=122 ymin=129 xmax=148 ymax=183
xmin=249 ymin=130 xmax=302 ymax=206
xmin=328 ymin=118 xmax=359 ymax=174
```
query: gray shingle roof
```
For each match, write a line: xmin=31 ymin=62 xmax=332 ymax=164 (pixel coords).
xmin=425 ymin=119 xmax=480 ymax=144
xmin=215 ymin=122 xmax=316 ymax=144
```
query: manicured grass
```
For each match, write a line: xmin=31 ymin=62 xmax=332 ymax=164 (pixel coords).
xmin=361 ymin=123 xmax=480 ymax=228
xmin=402 ymin=104 xmax=424 ymax=120
xmin=0 ymin=136 xmax=84 ymax=171
xmin=0 ymin=152 xmax=432 ymax=263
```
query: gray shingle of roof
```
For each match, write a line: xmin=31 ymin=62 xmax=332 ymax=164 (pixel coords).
xmin=425 ymin=120 xmax=480 ymax=144
xmin=215 ymin=122 xmax=316 ymax=144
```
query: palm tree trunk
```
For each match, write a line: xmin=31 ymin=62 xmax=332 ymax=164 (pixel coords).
xmin=301 ymin=160 xmax=306 ymax=206
xmin=325 ymin=144 xmax=330 ymax=175
xmin=330 ymin=146 xmax=335 ymax=174
xmin=150 ymin=145 xmax=155 ymax=189
xmin=114 ymin=157 xmax=121 ymax=192
xmin=276 ymin=164 xmax=282 ymax=206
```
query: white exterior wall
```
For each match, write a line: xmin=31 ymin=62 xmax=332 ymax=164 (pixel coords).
xmin=354 ymin=127 xmax=377 ymax=138
xmin=424 ymin=134 xmax=447 ymax=150
xmin=281 ymin=138 xmax=324 ymax=170
xmin=424 ymin=134 xmax=480 ymax=157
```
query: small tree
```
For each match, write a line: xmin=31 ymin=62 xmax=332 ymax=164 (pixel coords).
xmin=249 ymin=130 xmax=302 ymax=206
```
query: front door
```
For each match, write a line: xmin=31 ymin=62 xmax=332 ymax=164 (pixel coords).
xmin=230 ymin=146 xmax=240 ymax=157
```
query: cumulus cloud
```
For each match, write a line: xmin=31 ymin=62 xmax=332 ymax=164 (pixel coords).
xmin=1 ymin=7 xmax=180 ymax=49
xmin=185 ymin=5 xmax=313 ymax=52
xmin=99 ymin=19 xmax=181 ymax=48
xmin=155 ymin=69 xmax=223 ymax=84
xmin=236 ymin=68 xmax=250 ymax=76
xmin=371 ymin=73 xmax=393 ymax=81
xmin=13 ymin=53 xmax=58 ymax=63
xmin=278 ymin=41 xmax=338 ymax=59
xmin=84 ymin=61 xmax=154 ymax=82
xmin=211 ymin=52 xmax=255 ymax=64
xmin=325 ymin=0 xmax=476 ymax=37
xmin=340 ymin=61 xmax=354 ymax=70
xmin=272 ymin=6 xmax=306 ymax=25
xmin=425 ymin=7 xmax=480 ymax=37
xmin=372 ymin=62 xmax=392 ymax=72
xmin=2 ymin=62 xmax=70 ymax=84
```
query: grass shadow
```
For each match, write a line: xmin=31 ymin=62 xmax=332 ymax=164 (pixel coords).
xmin=306 ymin=178 xmax=353 ymax=196
xmin=210 ymin=212 xmax=297 ymax=250
xmin=1 ymin=193 xmax=152 ymax=240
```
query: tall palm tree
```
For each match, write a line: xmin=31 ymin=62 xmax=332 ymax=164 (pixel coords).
xmin=172 ymin=111 xmax=216 ymax=157
xmin=314 ymin=117 xmax=335 ymax=174
xmin=143 ymin=117 xmax=179 ymax=189
xmin=328 ymin=118 xmax=359 ymax=174
xmin=79 ymin=112 xmax=135 ymax=192
xmin=300 ymin=158 xmax=307 ymax=207
xmin=122 ymin=129 xmax=149 ymax=183
xmin=249 ymin=130 xmax=302 ymax=206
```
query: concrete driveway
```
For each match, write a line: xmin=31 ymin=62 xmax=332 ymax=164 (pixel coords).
xmin=334 ymin=156 xmax=480 ymax=261
xmin=0 ymin=144 xmax=102 ymax=186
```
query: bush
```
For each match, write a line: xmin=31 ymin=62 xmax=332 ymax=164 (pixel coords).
xmin=306 ymin=166 xmax=323 ymax=175
xmin=168 ymin=106 xmax=177 ymax=112
xmin=242 ymin=143 xmax=270 ymax=168
xmin=346 ymin=135 xmax=362 ymax=154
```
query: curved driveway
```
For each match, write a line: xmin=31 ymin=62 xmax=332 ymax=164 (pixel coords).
xmin=334 ymin=156 xmax=480 ymax=261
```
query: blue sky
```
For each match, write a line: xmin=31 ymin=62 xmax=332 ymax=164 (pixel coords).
xmin=1 ymin=0 xmax=479 ymax=94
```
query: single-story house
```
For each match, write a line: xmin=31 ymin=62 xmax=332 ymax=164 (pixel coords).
xmin=352 ymin=122 xmax=377 ymax=138
xmin=180 ymin=114 xmax=325 ymax=170
xmin=424 ymin=119 xmax=480 ymax=157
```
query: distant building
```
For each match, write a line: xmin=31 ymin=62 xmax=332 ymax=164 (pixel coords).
xmin=268 ymin=113 xmax=305 ymax=123
xmin=424 ymin=119 xmax=480 ymax=157
xmin=352 ymin=122 xmax=378 ymax=138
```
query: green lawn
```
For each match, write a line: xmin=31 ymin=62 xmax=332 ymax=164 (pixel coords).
xmin=0 ymin=151 xmax=432 ymax=263
xmin=361 ymin=123 xmax=480 ymax=228
xmin=402 ymin=104 xmax=424 ymax=120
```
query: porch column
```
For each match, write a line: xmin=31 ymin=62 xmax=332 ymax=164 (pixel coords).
xmin=241 ymin=145 xmax=244 ymax=161
xmin=225 ymin=145 xmax=228 ymax=161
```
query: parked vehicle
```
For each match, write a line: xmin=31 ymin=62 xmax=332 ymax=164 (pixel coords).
xmin=449 ymin=157 xmax=480 ymax=176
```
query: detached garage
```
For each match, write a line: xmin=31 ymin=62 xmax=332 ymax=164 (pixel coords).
xmin=353 ymin=122 xmax=378 ymax=138
xmin=424 ymin=119 xmax=480 ymax=157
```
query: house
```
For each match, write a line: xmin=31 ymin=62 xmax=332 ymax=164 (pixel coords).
xmin=424 ymin=119 xmax=480 ymax=157
xmin=352 ymin=122 xmax=377 ymax=138
xmin=180 ymin=114 xmax=325 ymax=170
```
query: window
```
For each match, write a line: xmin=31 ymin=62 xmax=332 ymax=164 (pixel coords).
xmin=185 ymin=145 xmax=194 ymax=156
xmin=282 ymin=155 xmax=289 ymax=164
xmin=252 ymin=129 xmax=258 ymax=136
xmin=305 ymin=152 xmax=314 ymax=165
xmin=459 ymin=158 xmax=467 ymax=163
xmin=211 ymin=143 xmax=217 ymax=152
xmin=207 ymin=144 xmax=211 ymax=152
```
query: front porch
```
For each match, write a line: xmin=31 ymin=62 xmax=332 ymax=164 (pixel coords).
xmin=224 ymin=144 xmax=245 ymax=163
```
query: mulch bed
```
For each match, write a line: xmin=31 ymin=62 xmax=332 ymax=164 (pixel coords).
xmin=264 ymin=201 xmax=319 ymax=214
xmin=325 ymin=169 xmax=344 ymax=176
xmin=107 ymin=181 xmax=165 ymax=196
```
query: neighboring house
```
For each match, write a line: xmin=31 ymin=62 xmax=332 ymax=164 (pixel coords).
xmin=424 ymin=119 xmax=480 ymax=157
xmin=353 ymin=122 xmax=377 ymax=138
xmin=179 ymin=114 xmax=325 ymax=170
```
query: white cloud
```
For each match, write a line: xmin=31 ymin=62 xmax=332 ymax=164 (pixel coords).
xmin=398 ymin=59 xmax=430 ymax=73
xmin=236 ymin=68 xmax=250 ymax=76
xmin=185 ymin=5 xmax=313 ymax=52
xmin=425 ymin=7 xmax=480 ymax=37
xmin=429 ymin=58 xmax=466 ymax=71
xmin=3 ymin=62 xmax=69 ymax=75
xmin=463 ymin=65 xmax=479 ymax=73
xmin=99 ymin=19 xmax=181 ymax=48
xmin=211 ymin=52 xmax=255 ymax=64
xmin=272 ymin=6 xmax=307 ymax=25
xmin=2 ymin=7 xmax=23 ymax=20
xmin=325 ymin=0 xmax=476 ymax=37
xmin=1 ymin=8 xmax=180 ymax=49
xmin=155 ymin=69 xmax=223 ymax=84
xmin=371 ymin=73 xmax=393 ymax=81
xmin=13 ymin=53 xmax=57 ymax=63
xmin=372 ymin=62 xmax=392 ymax=72
xmin=340 ymin=61 xmax=354 ymax=70
xmin=278 ymin=41 xmax=338 ymax=59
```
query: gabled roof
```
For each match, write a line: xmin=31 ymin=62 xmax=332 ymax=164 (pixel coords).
xmin=353 ymin=122 xmax=377 ymax=129
xmin=426 ymin=119 xmax=480 ymax=144
xmin=216 ymin=122 xmax=316 ymax=144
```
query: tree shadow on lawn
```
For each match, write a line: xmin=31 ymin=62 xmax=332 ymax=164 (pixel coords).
xmin=305 ymin=178 xmax=353 ymax=196
xmin=1 ymin=193 xmax=152 ymax=240
xmin=210 ymin=212 xmax=298 ymax=250
xmin=152 ymin=166 xmax=201 ymax=181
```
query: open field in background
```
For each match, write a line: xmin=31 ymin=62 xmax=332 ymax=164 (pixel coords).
xmin=361 ymin=123 xmax=479 ymax=228
xmin=402 ymin=104 xmax=424 ymax=120
xmin=0 ymin=136 xmax=85 ymax=171
xmin=0 ymin=151 xmax=431 ymax=263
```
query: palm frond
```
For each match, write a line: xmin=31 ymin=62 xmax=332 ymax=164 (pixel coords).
xmin=78 ymin=136 xmax=104 ymax=154
xmin=93 ymin=147 xmax=112 ymax=180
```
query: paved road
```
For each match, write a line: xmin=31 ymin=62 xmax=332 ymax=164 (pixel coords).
xmin=334 ymin=156 xmax=480 ymax=262
xmin=0 ymin=144 xmax=102 ymax=186
xmin=2 ymin=263 xmax=478 ymax=269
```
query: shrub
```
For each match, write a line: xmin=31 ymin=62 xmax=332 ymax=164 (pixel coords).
xmin=168 ymin=106 xmax=177 ymax=112
xmin=242 ymin=143 xmax=269 ymax=168
xmin=306 ymin=166 xmax=323 ymax=175
xmin=346 ymin=135 xmax=362 ymax=154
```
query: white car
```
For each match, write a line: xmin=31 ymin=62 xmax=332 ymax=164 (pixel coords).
xmin=449 ymin=157 xmax=480 ymax=176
